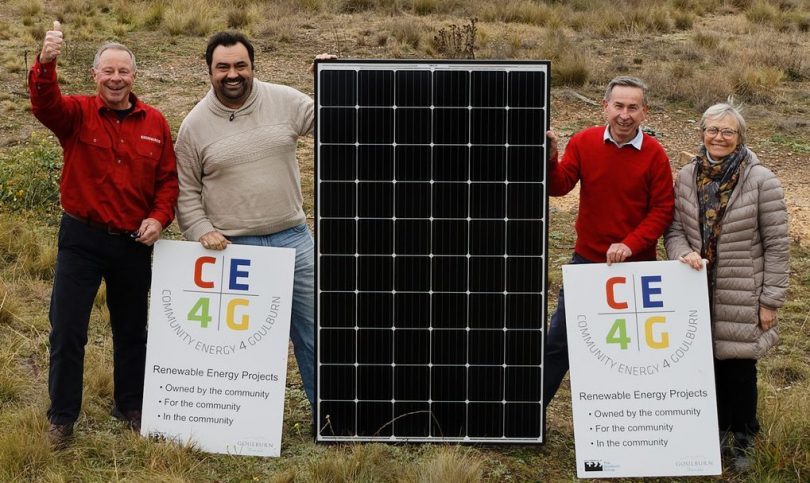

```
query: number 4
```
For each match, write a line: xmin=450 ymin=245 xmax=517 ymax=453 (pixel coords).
xmin=188 ymin=297 xmax=212 ymax=328
xmin=606 ymin=318 xmax=631 ymax=350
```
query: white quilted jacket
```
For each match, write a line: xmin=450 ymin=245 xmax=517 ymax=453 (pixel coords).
xmin=665 ymin=149 xmax=789 ymax=360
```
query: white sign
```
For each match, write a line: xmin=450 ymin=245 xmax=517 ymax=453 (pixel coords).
xmin=563 ymin=260 xmax=721 ymax=478
xmin=142 ymin=240 xmax=295 ymax=456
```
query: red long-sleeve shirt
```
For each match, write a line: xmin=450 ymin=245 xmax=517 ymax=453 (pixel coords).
xmin=548 ymin=126 xmax=674 ymax=262
xmin=28 ymin=58 xmax=178 ymax=231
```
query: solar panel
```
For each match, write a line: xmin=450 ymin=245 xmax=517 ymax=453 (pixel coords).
xmin=315 ymin=60 xmax=549 ymax=443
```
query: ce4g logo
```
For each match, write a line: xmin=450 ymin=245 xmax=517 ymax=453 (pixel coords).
xmin=186 ymin=256 xmax=255 ymax=331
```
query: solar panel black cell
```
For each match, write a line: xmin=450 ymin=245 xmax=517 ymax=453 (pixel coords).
xmin=319 ymin=145 xmax=356 ymax=180
xmin=470 ymin=146 xmax=505 ymax=181
xmin=358 ymin=70 xmax=394 ymax=106
xmin=470 ymin=108 xmax=506 ymax=144
xmin=319 ymin=69 xmax=357 ymax=106
xmin=395 ymin=70 xmax=431 ymax=107
xmin=320 ymin=107 xmax=356 ymax=143
xmin=508 ymin=71 xmax=546 ymax=108
xmin=471 ymin=70 xmax=507 ymax=107
xmin=395 ymin=146 xmax=431 ymax=181
xmin=433 ymin=70 xmax=469 ymax=107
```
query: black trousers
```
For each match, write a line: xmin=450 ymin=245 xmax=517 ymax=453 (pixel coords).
xmin=543 ymin=253 xmax=592 ymax=407
xmin=714 ymin=358 xmax=760 ymax=437
xmin=47 ymin=214 xmax=152 ymax=425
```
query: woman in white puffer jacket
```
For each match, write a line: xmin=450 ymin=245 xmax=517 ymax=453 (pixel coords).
xmin=665 ymin=100 xmax=789 ymax=471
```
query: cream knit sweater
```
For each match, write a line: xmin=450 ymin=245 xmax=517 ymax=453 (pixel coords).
xmin=175 ymin=79 xmax=314 ymax=242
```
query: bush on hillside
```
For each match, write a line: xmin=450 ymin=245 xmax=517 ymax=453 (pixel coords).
xmin=0 ymin=132 xmax=61 ymax=215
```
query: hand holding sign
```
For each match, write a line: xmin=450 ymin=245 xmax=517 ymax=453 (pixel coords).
xmin=40 ymin=20 xmax=63 ymax=64
xmin=199 ymin=230 xmax=231 ymax=250
xmin=309 ymin=53 xmax=337 ymax=75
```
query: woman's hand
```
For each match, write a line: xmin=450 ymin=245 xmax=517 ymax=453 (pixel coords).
xmin=759 ymin=306 xmax=778 ymax=331
xmin=678 ymin=251 xmax=704 ymax=271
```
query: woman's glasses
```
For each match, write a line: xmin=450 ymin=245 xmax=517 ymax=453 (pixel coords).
xmin=703 ymin=127 xmax=738 ymax=139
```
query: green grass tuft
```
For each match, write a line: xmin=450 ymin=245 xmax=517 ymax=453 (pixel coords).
xmin=0 ymin=132 xmax=62 ymax=216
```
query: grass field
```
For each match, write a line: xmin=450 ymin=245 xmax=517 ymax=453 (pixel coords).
xmin=1 ymin=0 xmax=809 ymax=481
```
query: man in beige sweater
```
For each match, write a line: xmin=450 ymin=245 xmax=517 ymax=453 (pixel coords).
xmin=175 ymin=31 xmax=329 ymax=417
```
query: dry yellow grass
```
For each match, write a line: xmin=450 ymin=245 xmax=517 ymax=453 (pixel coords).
xmin=164 ymin=0 xmax=220 ymax=36
xmin=0 ymin=0 xmax=808 ymax=481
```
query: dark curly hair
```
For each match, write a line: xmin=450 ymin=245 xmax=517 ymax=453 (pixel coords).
xmin=205 ymin=31 xmax=255 ymax=74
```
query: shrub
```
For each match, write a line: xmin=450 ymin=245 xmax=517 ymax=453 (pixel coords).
xmin=412 ymin=448 xmax=483 ymax=483
xmin=259 ymin=18 xmax=296 ymax=44
xmin=0 ymin=405 xmax=54 ymax=482
xmin=114 ymin=0 xmax=136 ymax=25
xmin=2 ymin=56 xmax=24 ymax=74
xmin=735 ymin=34 xmax=809 ymax=81
xmin=26 ymin=24 xmax=45 ymax=43
xmin=338 ymin=0 xmax=375 ymax=13
xmin=731 ymin=65 xmax=784 ymax=102
xmin=0 ymin=283 xmax=23 ymax=327
xmin=754 ymin=333 xmax=810 ymax=482
xmin=746 ymin=0 xmax=779 ymax=24
xmin=671 ymin=0 xmax=723 ymax=16
xmin=164 ymin=0 xmax=219 ymax=36
xmin=0 ymin=214 xmax=56 ymax=280
xmin=15 ymin=0 xmax=43 ymax=18
xmin=672 ymin=43 xmax=704 ymax=62
xmin=536 ymin=28 xmax=574 ymax=62
xmin=0 ymin=132 xmax=61 ymax=215
xmin=310 ymin=445 xmax=392 ymax=482
xmin=574 ymin=8 xmax=625 ymax=37
xmin=142 ymin=2 xmax=164 ymax=30
xmin=643 ymin=64 xmax=733 ymax=112
xmin=111 ymin=23 xmax=128 ymax=38
xmin=553 ymin=53 xmax=590 ymax=87
xmin=413 ymin=0 xmax=438 ymax=15
xmin=296 ymin=0 xmax=325 ymax=11
xmin=649 ymin=7 xmax=673 ymax=32
xmin=796 ymin=13 xmax=810 ymax=32
xmin=692 ymin=29 xmax=720 ymax=49
xmin=501 ymin=0 xmax=556 ymax=26
xmin=390 ymin=18 xmax=424 ymax=49
xmin=226 ymin=7 xmax=250 ymax=29
xmin=433 ymin=18 xmax=477 ymax=59
xmin=729 ymin=0 xmax=754 ymax=8
xmin=672 ymin=10 xmax=695 ymax=30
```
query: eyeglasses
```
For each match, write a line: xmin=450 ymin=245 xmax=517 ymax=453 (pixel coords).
xmin=703 ymin=127 xmax=738 ymax=139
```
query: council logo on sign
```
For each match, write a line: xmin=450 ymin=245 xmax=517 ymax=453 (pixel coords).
xmin=584 ymin=460 xmax=604 ymax=472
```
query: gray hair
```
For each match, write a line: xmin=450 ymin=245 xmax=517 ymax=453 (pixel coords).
xmin=604 ymin=76 xmax=649 ymax=106
xmin=700 ymin=97 xmax=747 ymax=145
xmin=92 ymin=42 xmax=137 ymax=71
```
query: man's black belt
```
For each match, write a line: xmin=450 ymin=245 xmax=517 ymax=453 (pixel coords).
xmin=65 ymin=212 xmax=132 ymax=236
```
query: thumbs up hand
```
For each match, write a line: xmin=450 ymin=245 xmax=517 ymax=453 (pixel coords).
xmin=40 ymin=20 xmax=63 ymax=64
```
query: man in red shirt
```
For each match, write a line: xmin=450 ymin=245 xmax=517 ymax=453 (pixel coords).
xmin=543 ymin=76 xmax=674 ymax=408
xmin=29 ymin=21 xmax=178 ymax=449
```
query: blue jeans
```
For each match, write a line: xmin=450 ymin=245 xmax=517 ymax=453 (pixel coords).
xmin=543 ymin=252 xmax=592 ymax=407
xmin=229 ymin=224 xmax=316 ymax=411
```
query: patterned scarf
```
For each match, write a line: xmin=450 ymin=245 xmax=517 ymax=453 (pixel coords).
xmin=696 ymin=144 xmax=748 ymax=294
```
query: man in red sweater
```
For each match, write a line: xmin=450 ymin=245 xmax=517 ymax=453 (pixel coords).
xmin=543 ymin=76 xmax=674 ymax=407
xmin=29 ymin=21 xmax=178 ymax=449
